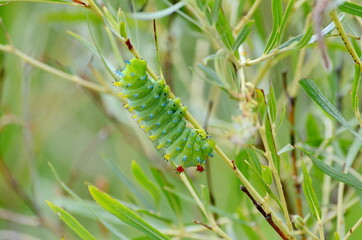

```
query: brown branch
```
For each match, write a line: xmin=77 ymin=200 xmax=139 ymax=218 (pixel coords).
xmin=240 ymin=185 xmax=290 ymax=240
xmin=193 ymin=219 xmax=213 ymax=230
xmin=282 ymin=72 xmax=304 ymax=218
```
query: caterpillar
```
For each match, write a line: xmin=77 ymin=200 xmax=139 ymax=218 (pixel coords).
xmin=113 ymin=58 xmax=215 ymax=173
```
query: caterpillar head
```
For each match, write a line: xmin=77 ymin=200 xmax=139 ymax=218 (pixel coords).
xmin=119 ymin=58 xmax=147 ymax=82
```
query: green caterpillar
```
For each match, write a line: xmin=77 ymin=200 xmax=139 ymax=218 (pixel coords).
xmin=114 ymin=58 xmax=215 ymax=172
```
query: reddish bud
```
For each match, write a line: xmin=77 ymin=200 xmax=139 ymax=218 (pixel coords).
xmin=196 ymin=165 xmax=205 ymax=172
xmin=73 ymin=0 xmax=88 ymax=6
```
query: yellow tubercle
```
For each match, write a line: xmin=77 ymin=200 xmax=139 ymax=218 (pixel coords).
xmin=164 ymin=154 xmax=171 ymax=160
xmin=113 ymin=82 xmax=121 ymax=87
xmin=149 ymin=135 xmax=158 ymax=141
xmin=140 ymin=125 xmax=145 ymax=129
xmin=124 ymin=104 xmax=129 ymax=108
xmin=132 ymin=115 xmax=138 ymax=119
xmin=196 ymin=129 xmax=207 ymax=139
xmin=156 ymin=144 xmax=164 ymax=150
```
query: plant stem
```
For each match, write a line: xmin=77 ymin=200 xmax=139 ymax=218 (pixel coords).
xmin=259 ymin=125 xmax=294 ymax=232
xmin=337 ymin=182 xmax=345 ymax=237
xmin=343 ymin=217 xmax=362 ymax=240
xmin=302 ymin=226 xmax=319 ymax=240
xmin=179 ymin=173 xmax=232 ymax=240
xmin=0 ymin=44 xmax=109 ymax=94
xmin=318 ymin=220 xmax=325 ymax=240
xmin=233 ymin=0 xmax=262 ymax=35
xmin=214 ymin=145 xmax=295 ymax=239
xmin=240 ymin=186 xmax=289 ymax=240
xmin=284 ymin=70 xmax=304 ymax=222
xmin=330 ymin=10 xmax=362 ymax=69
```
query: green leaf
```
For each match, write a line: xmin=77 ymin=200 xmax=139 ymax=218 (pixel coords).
xmin=264 ymin=0 xmax=283 ymax=53
xmin=278 ymin=14 xmax=344 ymax=50
xmin=197 ymin=63 xmax=225 ymax=88
xmin=48 ymin=163 xmax=128 ymax=239
xmin=300 ymin=148 xmax=362 ymax=192
xmin=211 ymin=0 xmax=222 ymax=24
xmin=150 ymin=168 xmax=182 ymax=216
xmin=299 ymin=78 xmax=362 ymax=142
xmin=295 ymin=25 xmax=313 ymax=49
xmin=338 ymin=2 xmax=362 ymax=17
xmin=131 ymin=161 xmax=161 ymax=207
xmin=237 ymin=148 xmax=262 ymax=174
xmin=277 ymin=143 xmax=294 ymax=155
xmin=89 ymin=186 xmax=170 ymax=240
xmin=244 ymin=161 xmax=283 ymax=210
xmin=301 ymin=162 xmax=321 ymax=220
xmin=261 ymin=165 xmax=273 ymax=186
xmin=104 ymin=157 xmax=153 ymax=209
xmin=46 ymin=201 xmax=97 ymax=240
xmin=128 ymin=1 xmax=186 ymax=20
xmin=351 ymin=64 xmax=361 ymax=114
xmin=278 ymin=0 xmax=296 ymax=44
xmin=264 ymin=111 xmax=281 ymax=172
xmin=232 ymin=21 xmax=254 ymax=51
xmin=268 ymin=86 xmax=277 ymax=123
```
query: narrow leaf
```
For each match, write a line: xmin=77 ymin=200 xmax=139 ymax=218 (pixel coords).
xmin=268 ymin=86 xmax=277 ymax=123
xmin=300 ymin=148 xmax=362 ymax=191
xmin=264 ymin=0 xmax=283 ymax=53
xmin=244 ymin=161 xmax=283 ymax=210
xmin=128 ymin=1 xmax=186 ymax=20
xmin=237 ymin=148 xmax=262 ymax=174
xmin=48 ymin=162 xmax=128 ymax=239
xmin=351 ymin=64 xmax=361 ymax=113
xmin=299 ymin=78 xmax=362 ymax=141
xmin=104 ymin=157 xmax=153 ymax=209
xmin=47 ymin=201 xmax=97 ymax=240
xmin=277 ymin=144 xmax=294 ymax=155
xmin=301 ymin=162 xmax=321 ymax=220
xmin=211 ymin=0 xmax=222 ymax=24
xmin=232 ymin=21 xmax=254 ymax=51
xmin=150 ymin=168 xmax=182 ymax=216
xmin=131 ymin=161 xmax=161 ymax=206
xmin=338 ymin=2 xmax=362 ymax=17
xmin=89 ymin=186 xmax=170 ymax=240
xmin=261 ymin=165 xmax=273 ymax=186
xmin=295 ymin=25 xmax=313 ymax=49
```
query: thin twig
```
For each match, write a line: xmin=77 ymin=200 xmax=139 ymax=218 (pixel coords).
xmin=240 ymin=185 xmax=289 ymax=240
xmin=0 ymin=44 xmax=109 ymax=93
xmin=282 ymin=72 xmax=304 ymax=220
xmin=330 ymin=10 xmax=362 ymax=68
xmin=233 ymin=0 xmax=262 ymax=35
xmin=343 ymin=217 xmax=362 ymax=240
xmin=179 ymin=173 xmax=232 ymax=240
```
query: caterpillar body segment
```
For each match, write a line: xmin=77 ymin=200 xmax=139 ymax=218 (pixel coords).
xmin=114 ymin=58 xmax=215 ymax=172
